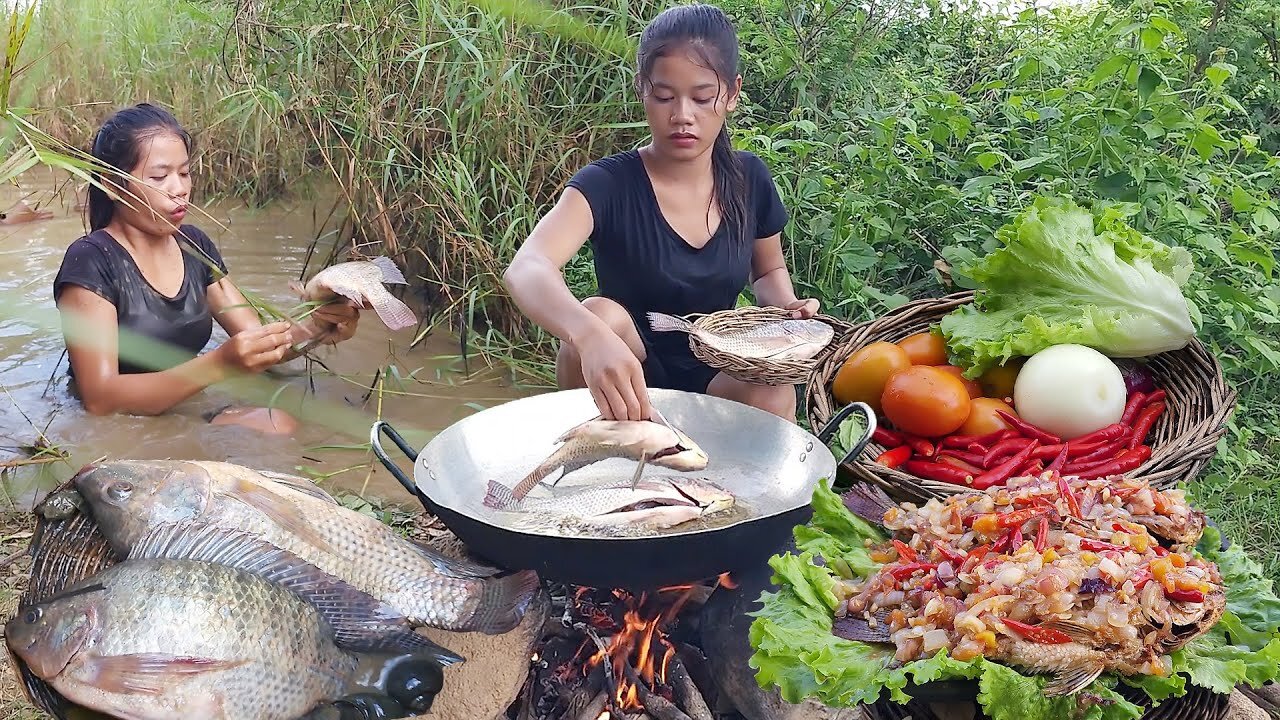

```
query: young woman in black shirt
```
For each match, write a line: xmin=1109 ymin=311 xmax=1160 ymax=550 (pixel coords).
xmin=53 ymin=104 xmax=362 ymax=432
xmin=504 ymin=4 xmax=818 ymax=422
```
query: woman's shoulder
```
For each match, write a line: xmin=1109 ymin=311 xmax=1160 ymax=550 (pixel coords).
xmin=733 ymin=149 xmax=773 ymax=177
xmin=54 ymin=230 xmax=120 ymax=302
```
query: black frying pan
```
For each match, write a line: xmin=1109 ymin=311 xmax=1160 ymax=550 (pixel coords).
xmin=371 ymin=388 xmax=874 ymax=589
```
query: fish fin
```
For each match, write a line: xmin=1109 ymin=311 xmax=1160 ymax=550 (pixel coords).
xmin=288 ymin=279 xmax=306 ymax=297
xmin=128 ymin=522 xmax=461 ymax=660
xmin=840 ymin=484 xmax=895 ymax=527
xmin=254 ymin=470 xmax=339 ymax=505
xmin=464 ymin=569 xmax=542 ymax=634
xmin=367 ymin=289 xmax=418 ymax=331
xmin=1037 ymin=619 xmax=1096 ymax=644
xmin=646 ymin=312 xmax=694 ymax=334
xmin=404 ymin=539 xmax=504 ymax=579
xmin=482 ymin=481 xmax=518 ymax=509
xmin=831 ymin=614 xmax=893 ymax=644
xmin=370 ymin=255 xmax=409 ymax=284
xmin=629 ymin=451 xmax=650 ymax=490
xmin=219 ymin=477 xmax=338 ymax=554
xmin=1043 ymin=664 xmax=1104 ymax=697
xmin=81 ymin=653 xmax=247 ymax=695
xmin=555 ymin=416 xmax=603 ymax=443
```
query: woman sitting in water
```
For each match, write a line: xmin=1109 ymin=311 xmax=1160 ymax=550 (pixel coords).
xmin=52 ymin=103 xmax=362 ymax=433
xmin=503 ymin=4 xmax=817 ymax=422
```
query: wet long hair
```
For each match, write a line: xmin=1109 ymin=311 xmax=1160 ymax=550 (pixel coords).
xmin=636 ymin=4 xmax=749 ymax=244
xmin=86 ymin=103 xmax=192 ymax=231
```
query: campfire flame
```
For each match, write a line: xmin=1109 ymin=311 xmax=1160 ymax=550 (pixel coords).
xmin=583 ymin=583 xmax=693 ymax=710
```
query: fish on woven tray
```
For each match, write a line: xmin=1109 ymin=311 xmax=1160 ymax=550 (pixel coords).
xmin=289 ymin=256 xmax=418 ymax=352
xmin=646 ymin=310 xmax=835 ymax=361
xmin=3 ymin=550 xmax=445 ymax=720
xmin=830 ymin=478 xmax=1226 ymax=696
xmin=482 ymin=411 xmax=709 ymax=509
xmin=494 ymin=476 xmax=735 ymax=531
xmin=71 ymin=460 xmax=540 ymax=637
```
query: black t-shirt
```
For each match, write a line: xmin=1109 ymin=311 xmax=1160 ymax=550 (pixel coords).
xmin=566 ymin=148 xmax=789 ymax=390
xmin=53 ymin=226 xmax=229 ymax=375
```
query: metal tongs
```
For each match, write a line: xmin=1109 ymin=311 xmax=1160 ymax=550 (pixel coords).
xmin=629 ymin=404 xmax=679 ymax=490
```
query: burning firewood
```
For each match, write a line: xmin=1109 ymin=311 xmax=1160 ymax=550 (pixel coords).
xmin=666 ymin=656 xmax=712 ymax=720
xmin=621 ymin=663 xmax=693 ymax=720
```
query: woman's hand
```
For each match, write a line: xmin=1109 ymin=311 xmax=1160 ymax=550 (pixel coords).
xmin=576 ymin=328 xmax=652 ymax=422
xmin=783 ymin=297 xmax=821 ymax=319
xmin=214 ymin=321 xmax=296 ymax=373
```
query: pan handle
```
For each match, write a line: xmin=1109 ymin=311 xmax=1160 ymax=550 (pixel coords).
xmin=369 ymin=420 xmax=422 ymax=497
xmin=815 ymin=401 xmax=877 ymax=467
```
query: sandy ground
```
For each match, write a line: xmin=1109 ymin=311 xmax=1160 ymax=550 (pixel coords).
xmin=1 ymin=511 xmax=41 ymax=720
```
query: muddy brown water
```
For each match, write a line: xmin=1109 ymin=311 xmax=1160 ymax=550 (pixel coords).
xmin=0 ymin=175 xmax=538 ymax=512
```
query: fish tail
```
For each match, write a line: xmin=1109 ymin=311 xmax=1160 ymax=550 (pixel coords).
xmin=466 ymin=569 xmax=541 ymax=634
xmin=646 ymin=312 xmax=694 ymax=334
xmin=482 ymin=481 xmax=518 ymax=509
xmin=368 ymin=290 xmax=418 ymax=331
xmin=370 ymin=256 xmax=409 ymax=285
xmin=840 ymin=483 xmax=895 ymax=528
xmin=831 ymin=613 xmax=892 ymax=644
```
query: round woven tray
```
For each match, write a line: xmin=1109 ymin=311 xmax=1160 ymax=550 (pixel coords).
xmin=652 ymin=306 xmax=853 ymax=386
xmin=864 ymin=683 xmax=1230 ymax=720
xmin=805 ymin=291 xmax=1237 ymax=503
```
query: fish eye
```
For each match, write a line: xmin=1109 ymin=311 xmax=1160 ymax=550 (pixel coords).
xmin=24 ymin=607 xmax=42 ymax=624
xmin=107 ymin=482 xmax=133 ymax=502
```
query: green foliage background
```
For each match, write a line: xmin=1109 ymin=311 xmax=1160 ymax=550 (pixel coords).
xmin=14 ymin=0 xmax=1280 ymax=577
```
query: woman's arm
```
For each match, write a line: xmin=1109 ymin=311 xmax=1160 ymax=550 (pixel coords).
xmin=503 ymin=187 xmax=650 ymax=421
xmin=750 ymin=233 xmax=820 ymax=318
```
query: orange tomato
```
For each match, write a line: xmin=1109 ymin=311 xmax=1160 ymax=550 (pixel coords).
xmin=935 ymin=365 xmax=983 ymax=398
xmin=979 ymin=359 xmax=1025 ymax=401
xmin=957 ymin=397 xmax=1018 ymax=436
xmin=880 ymin=366 xmax=972 ymax=437
xmin=831 ymin=342 xmax=913 ymax=413
xmin=896 ymin=331 xmax=950 ymax=366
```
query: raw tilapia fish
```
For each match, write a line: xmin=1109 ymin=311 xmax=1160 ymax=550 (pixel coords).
xmin=832 ymin=477 xmax=1226 ymax=696
xmin=483 ymin=412 xmax=709 ymax=510
xmin=73 ymin=460 xmax=540 ymax=638
xmin=647 ymin=311 xmax=834 ymax=361
xmin=6 ymin=557 xmax=375 ymax=720
xmin=497 ymin=476 xmax=735 ymax=530
xmin=289 ymin=256 xmax=417 ymax=350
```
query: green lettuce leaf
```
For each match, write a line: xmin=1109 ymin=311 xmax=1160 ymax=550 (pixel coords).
xmin=938 ymin=195 xmax=1197 ymax=378
xmin=748 ymin=481 xmax=1280 ymax=718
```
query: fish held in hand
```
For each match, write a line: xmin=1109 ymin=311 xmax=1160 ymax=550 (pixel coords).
xmin=5 ymin=558 xmax=364 ymax=720
xmin=498 ymin=476 xmax=735 ymax=531
xmin=647 ymin=311 xmax=835 ymax=361
xmin=289 ymin=257 xmax=417 ymax=348
xmin=73 ymin=460 xmax=540 ymax=637
xmin=482 ymin=414 xmax=709 ymax=509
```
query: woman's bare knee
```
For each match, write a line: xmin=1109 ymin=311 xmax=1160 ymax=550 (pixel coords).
xmin=708 ymin=374 xmax=797 ymax=421
xmin=556 ymin=341 xmax=585 ymax=390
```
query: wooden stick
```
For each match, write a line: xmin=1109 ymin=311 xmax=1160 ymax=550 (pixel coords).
xmin=621 ymin=663 xmax=691 ymax=720
xmin=576 ymin=691 xmax=608 ymax=720
xmin=666 ymin=656 xmax=713 ymax=720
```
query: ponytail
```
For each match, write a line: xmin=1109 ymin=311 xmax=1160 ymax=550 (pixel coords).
xmin=711 ymin=125 xmax=749 ymax=244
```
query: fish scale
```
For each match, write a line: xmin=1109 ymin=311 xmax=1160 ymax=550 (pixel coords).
xmin=498 ymin=476 xmax=736 ymax=530
xmin=5 ymin=559 xmax=358 ymax=720
xmin=646 ymin=312 xmax=835 ymax=361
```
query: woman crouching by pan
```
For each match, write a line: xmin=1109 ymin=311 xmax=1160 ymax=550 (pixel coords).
xmin=52 ymin=103 xmax=362 ymax=434
xmin=503 ymin=4 xmax=818 ymax=422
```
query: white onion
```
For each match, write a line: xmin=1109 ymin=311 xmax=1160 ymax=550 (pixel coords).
xmin=1013 ymin=344 xmax=1127 ymax=439
xmin=922 ymin=629 xmax=951 ymax=652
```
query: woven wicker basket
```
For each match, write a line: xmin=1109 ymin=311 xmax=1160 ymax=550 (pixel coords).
xmin=649 ymin=306 xmax=853 ymax=386
xmin=806 ymin=291 xmax=1237 ymax=503
xmin=865 ymin=684 xmax=1230 ymax=720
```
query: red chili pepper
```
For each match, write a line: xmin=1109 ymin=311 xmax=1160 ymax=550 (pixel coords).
xmin=1034 ymin=516 xmax=1049 ymax=552
xmin=893 ymin=539 xmax=918 ymax=562
xmin=965 ymin=544 xmax=992 ymax=566
xmin=1064 ymin=440 xmax=1111 ymax=458
xmin=938 ymin=449 xmax=988 ymax=467
xmin=996 ymin=411 xmax=1062 ymax=445
xmin=1079 ymin=538 xmax=1124 ymax=552
xmin=1127 ymin=402 xmax=1166 ymax=449
xmin=1152 ymin=544 xmax=1169 ymax=557
xmin=938 ymin=454 xmax=983 ymax=474
xmin=1165 ymin=588 xmax=1205 ymax=603
xmin=1120 ymin=392 xmax=1147 ymax=426
xmin=1144 ymin=389 xmax=1167 ymax=408
xmin=1047 ymin=445 xmax=1070 ymax=474
xmin=903 ymin=460 xmax=973 ymax=485
xmin=876 ymin=445 xmax=913 ymax=469
xmin=888 ymin=562 xmax=939 ymax=581
xmin=921 ymin=574 xmax=939 ymax=591
xmin=1071 ymin=438 xmax=1127 ymax=465
xmin=1068 ymin=423 xmax=1128 ymax=446
xmin=991 ymin=532 xmax=1012 ymax=553
xmin=972 ymin=440 xmax=1041 ymax=491
xmin=1011 ymin=525 xmax=1024 ymax=548
xmin=932 ymin=540 xmax=967 ymax=565
xmin=1077 ymin=445 xmax=1152 ymax=479
xmin=983 ymin=438 xmax=1034 ymax=468
xmin=998 ymin=507 xmax=1050 ymax=529
xmin=1019 ymin=458 xmax=1044 ymax=477
xmin=940 ymin=429 xmax=1014 ymax=449
xmin=873 ymin=427 xmax=906 ymax=448
xmin=967 ymin=442 xmax=991 ymax=455
xmin=1131 ymin=567 xmax=1152 ymax=589
xmin=1001 ymin=618 xmax=1073 ymax=644
xmin=1056 ymin=472 xmax=1082 ymax=518
xmin=1030 ymin=443 xmax=1065 ymax=460
xmin=899 ymin=433 xmax=936 ymax=458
